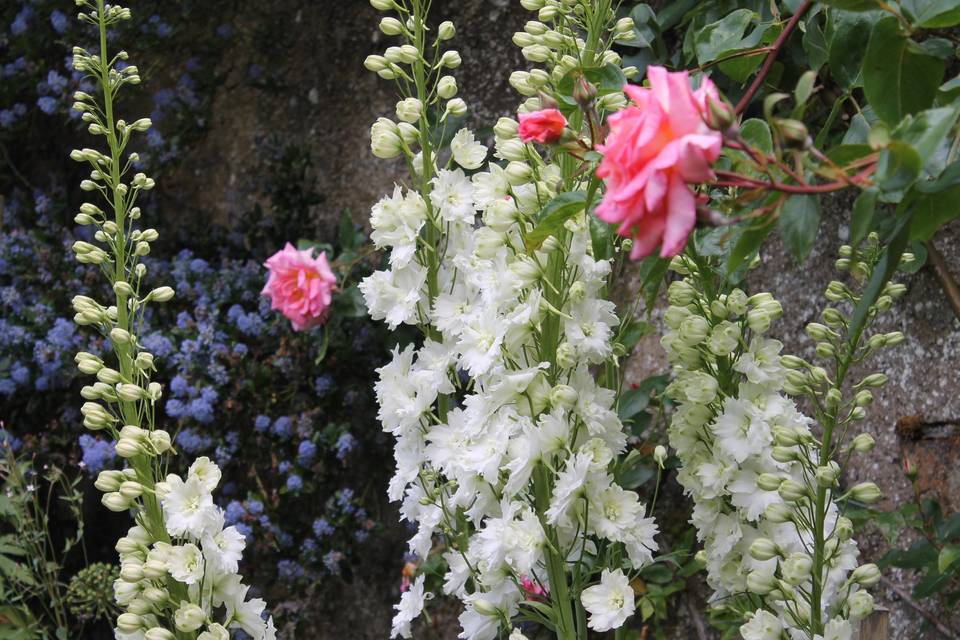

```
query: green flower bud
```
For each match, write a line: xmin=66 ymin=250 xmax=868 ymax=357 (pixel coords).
xmin=379 ymin=17 xmax=404 ymax=35
xmin=849 ymin=482 xmax=882 ymax=504
xmin=726 ymin=289 xmax=748 ymax=316
xmin=95 ymin=470 xmax=125 ymax=493
xmin=815 ymin=342 xmax=835 ymax=359
xmin=445 ymin=98 xmax=468 ymax=118
xmin=505 ymin=161 xmax=532 ymax=185
xmin=765 ymin=503 xmax=794 ymax=523
xmin=756 ymin=473 xmax=784 ymax=492
xmin=778 ymin=479 xmax=808 ymax=502
xmin=772 ymin=446 xmax=798 ymax=464
xmin=494 ymin=117 xmax=519 ymax=140
xmin=174 ymin=602 xmax=205 ymax=633
xmin=119 ymin=481 xmax=143 ymax=500
xmin=145 ymin=628 xmax=176 ymax=640
xmin=653 ymin=445 xmax=667 ymax=468
xmin=116 ymin=613 xmax=143 ymax=633
xmin=678 ymin=315 xmax=709 ymax=347
xmin=749 ymin=538 xmax=780 ymax=561
xmin=437 ymin=21 xmax=456 ymax=40
xmin=663 ymin=305 xmax=691 ymax=330
xmin=815 ymin=462 xmax=840 ymax=488
xmin=142 ymin=586 xmax=168 ymax=605
xmin=884 ymin=331 xmax=905 ymax=346
xmin=549 ymin=384 xmax=578 ymax=411
xmin=851 ymin=433 xmax=875 ymax=453
xmin=781 ymin=552 xmax=813 ymax=585
xmin=836 ymin=516 xmax=854 ymax=542
xmin=127 ymin=598 xmax=152 ymax=616
xmin=103 ymin=491 xmax=131 ymax=514
xmin=395 ymin=97 xmax=422 ymax=124
xmin=556 ymin=342 xmax=576 ymax=369
xmin=370 ymin=117 xmax=403 ymax=159
xmin=363 ymin=54 xmax=388 ymax=72
xmin=850 ymin=563 xmax=881 ymax=586
xmin=746 ymin=569 xmax=776 ymax=594
xmin=848 ymin=590 xmax=875 ymax=620
xmin=746 ymin=308 xmax=771 ymax=333
xmin=439 ymin=50 xmax=462 ymax=69
xmin=667 ymin=281 xmax=696 ymax=306
xmin=148 ymin=286 xmax=175 ymax=302
xmin=860 ymin=373 xmax=888 ymax=388
xmin=115 ymin=438 xmax=142 ymax=459
xmin=805 ymin=322 xmax=833 ymax=341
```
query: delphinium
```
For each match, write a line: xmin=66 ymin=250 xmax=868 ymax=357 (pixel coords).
xmin=67 ymin=1 xmax=274 ymax=637
xmin=361 ymin=0 xmax=666 ymax=638
xmin=661 ymin=236 xmax=907 ymax=639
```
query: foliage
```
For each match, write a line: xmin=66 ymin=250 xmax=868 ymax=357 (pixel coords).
xmin=0 ymin=443 xmax=94 ymax=639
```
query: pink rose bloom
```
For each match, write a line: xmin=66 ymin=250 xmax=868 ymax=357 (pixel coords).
xmin=595 ymin=66 xmax=723 ymax=259
xmin=261 ymin=243 xmax=336 ymax=331
xmin=518 ymin=108 xmax=568 ymax=144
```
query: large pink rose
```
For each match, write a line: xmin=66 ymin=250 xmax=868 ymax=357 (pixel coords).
xmin=261 ymin=243 xmax=337 ymax=331
xmin=595 ymin=66 xmax=723 ymax=259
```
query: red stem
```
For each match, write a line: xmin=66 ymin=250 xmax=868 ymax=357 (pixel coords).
xmin=714 ymin=165 xmax=877 ymax=194
xmin=735 ymin=0 xmax=815 ymax=114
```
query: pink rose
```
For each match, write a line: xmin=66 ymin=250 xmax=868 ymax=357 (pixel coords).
xmin=261 ymin=243 xmax=337 ymax=331
xmin=518 ymin=108 xmax=568 ymax=144
xmin=595 ymin=66 xmax=723 ymax=259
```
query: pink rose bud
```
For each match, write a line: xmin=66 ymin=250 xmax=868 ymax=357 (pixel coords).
xmin=595 ymin=66 xmax=724 ymax=259
xmin=261 ymin=243 xmax=337 ymax=331
xmin=518 ymin=108 xmax=568 ymax=144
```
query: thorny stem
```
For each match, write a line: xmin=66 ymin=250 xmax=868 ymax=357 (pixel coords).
xmin=735 ymin=0 xmax=814 ymax=114
xmin=714 ymin=164 xmax=877 ymax=194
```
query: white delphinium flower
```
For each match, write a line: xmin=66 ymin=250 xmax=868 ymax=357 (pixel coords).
xmin=188 ymin=456 xmax=222 ymax=492
xmin=450 ymin=128 xmax=488 ymax=170
xmin=545 ymin=451 xmax=593 ymax=525
xmin=430 ymin=168 xmax=476 ymax=223
xmin=580 ymin=569 xmax=635 ymax=632
xmin=167 ymin=543 xmax=205 ymax=585
xmin=740 ymin=609 xmax=782 ymax=640
xmin=391 ymin=574 xmax=428 ymax=639
xmin=202 ymin=511 xmax=247 ymax=575
xmin=370 ymin=186 xmax=427 ymax=268
xmin=360 ymin=262 xmax=428 ymax=329
xmin=225 ymin=585 xmax=270 ymax=639
xmin=161 ymin=473 xmax=219 ymax=538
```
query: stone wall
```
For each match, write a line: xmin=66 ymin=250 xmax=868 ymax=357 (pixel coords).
xmin=156 ymin=1 xmax=960 ymax=636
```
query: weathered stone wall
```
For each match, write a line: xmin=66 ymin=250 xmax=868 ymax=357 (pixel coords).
xmin=157 ymin=0 xmax=960 ymax=636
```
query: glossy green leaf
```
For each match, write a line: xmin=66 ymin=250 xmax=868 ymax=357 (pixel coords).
xmin=900 ymin=0 xmax=960 ymax=27
xmin=863 ymin=17 xmax=946 ymax=125
xmin=694 ymin=9 xmax=775 ymax=82
xmin=850 ymin=188 xmax=879 ymax=246
xmin=891 ymin=106 xmax=960 ymax=162
xmin=778 ymin=194 xmax=821 ymax=261
xmin=620 ymin=4 xmax=661 ymax=49
xmin=910 ymin=185 xmax=960 ymax=241
xmin=939 ymin=545 xmax=960 ymax=573
xmin=820 ymin=0 xmax=879 ymax=10
xmin=802 ymin=15 xmax=829 ymax=71
xmin=726 ymin=218 xmax=775 ymax=277
xmin=826 ymin=11 xmax=873 ymax=88
xmin=525 ymin=192 xmax=588 ymax=250
xmin=876 ymin=140 xmax=923 ymax=192
xmin=740 ymin=119 xmax=773 ymax=155
xmin=589 ymin=215 xmax=615 ymax=262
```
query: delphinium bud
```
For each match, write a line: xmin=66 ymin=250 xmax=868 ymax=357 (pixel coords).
xmin=849 ymin=482 xmax=882 ymax=503
xmin=749 ymin=538 xmax=780 ymax=561
xmin=850 ymin=563 xmax=881 ymax=586
xmin=445 ymin=98 xmax=468 ymax=118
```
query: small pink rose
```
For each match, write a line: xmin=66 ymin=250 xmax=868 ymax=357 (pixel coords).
xmin=595 ymin=66 xmax=723 ymax=259
xmin=261 ymin=243 xmax=337 ymax=331
xmin=518 ymin=108 xmax=568 ymax=144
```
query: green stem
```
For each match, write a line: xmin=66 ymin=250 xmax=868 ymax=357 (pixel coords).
xmin=534 ymin=465 xmax=576 ymax=640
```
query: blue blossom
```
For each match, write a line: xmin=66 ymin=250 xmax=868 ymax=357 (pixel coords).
xmin=271 ymin=416 xmax=293 ymax=440
xmin=312 ymin=518 xmax=334 ymax=538
xmin=37 ymin=96 xmax=58 ymax=115
xmin=45 ymin=70 xmax=68 ymax=94
xmin=254 ymin=415 xmax=271 ymax=433
xmin=286 ymin=474 xmax=303 ymax=492
xmin=10 ymin=362 xmax=30 ymax=386
xmin=276 ymin=559 xmax=305 ymax=581
xmin=78 ymin=435 xmax=115 ymax=474
xmin=176 ymin=428 xmax=212 ymax=454
xmin=297 ymin=440 xmax=317 ymax=465
xmin=247 ymin=500 xmax=264 ymax=516
xmin=314 ymin=374 xmax=334 ymax=397
xmin=0 ymin=110 xmax=17 ymax=129
xmin=165 ymin=398 xmax=185 ymax=418
xmin=146 ymin=128 xmax=164 ymax=148
xmin=235 ymin=522 xmax=253 ymax=542
xmin=170 ymin=375 xmax=190 ymax=396
xmin=50 ymin=10 xmax=69 ymax=34
xmin=186 ymin=397 xmax=215 ymax=423
xmin=11 ymin=6 xmax=34 ymax=35
xmin=216 ymin=24 xmax=234 ymax=38
xmin=335 ymin=432 xmax=356 ymax=461
xmin=225 ymin=500 xmax=245 ymax=525
xmin=233 ymin=343 xmax=248 ymax=357
xmin=278 ymin=460 xmax=292 ymax=474
xmin=141 ymin=333 xmax=174 ymax=358
xmin=323 ymin=551 xmax=343 ymax=575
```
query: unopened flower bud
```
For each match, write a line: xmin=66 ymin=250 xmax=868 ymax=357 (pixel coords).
xmin=103 ymin=491 xmax=130 ymax=513
xmin=765 ymin=502 xmax=794 ymax=523
xmin=884 ymin=331 xmax=905 ymax=346
xmin=678 ymin=315 xmax=709 ymax=347
xmin=437 ymin=76 xmax=458 ymax=99
xmin=705 ymin=96 xmax=736 ymax=132
xmin=849 ymin=482 xmax=882 ymax=504
xmin=494 ymin=117 xmax=519 ymax=140
xmin=505 ymin=161 xmax=532 ymax=185
xmin=756 ymin=473 xmax=784 ymax=492
xmin=653 ymin=445 xmax=667 ymax=468
xmin=851 ymin=563 xmax=881 ymax=586
xmin=115 ymin=438 xmax=142 ymax=459
xmin=667 ymin=281 xmax=696 ymax=306
xmin=141 ymin=559 xmax=168 ymax=579
xmin=439 ymin=50 xmax=462 ymax=69
xmin=776 ymin=118 xmax=809 ymax=147
xmin=781 ymin=552 xmax=813 ymax=585
xmin=145 ymin=628 xmax=176 ymax=640
xmin=747 ymin=308 xmax=771 ymax=333
xmin=852 ymin=433 xmax=875 ymax=453
xmin=119 ymin=480 xmax=144 ymax=500
xmin=748 ymin=539 xmax=779 ymax=563
xmin=445 ymin=98 xmax=468 ymax=118
xmin=437 ymin=20 xmax=456 ymax=40
xmin=860 ymin=373 xmax=888 ymax=388
xmin=142 ymin=586 xmax=168 ymax=605
xmin=815 ymin=462 xmax=840 ymax=488
xmin=395 ymin=98 xmax=422 ymax=124
xmin=771 ymin=446 xmax=798 ymax=463
xmin=95 ymin=470 xmax=125 ymax=493
xmin=848 ymin=590 xmax=875 ymax=620
xmin=174 ymin=602 xmax=205 ymax=633
xmin=556 ymin=342 xmax=576 ymax=369
xmin=116 ymin=613 xmax=143 ymax=633
xmin=746 ymin=569 xmax=776 ymax=594
xmin=778 ymin=479 xmax=808 ymax=502
xmin=549 ymin=384 xmax=578 ymax=410
xmin=148 ymin=286 xmax=175 ymax=302
xmin=379 ymin=17 xmax=404 ymax=35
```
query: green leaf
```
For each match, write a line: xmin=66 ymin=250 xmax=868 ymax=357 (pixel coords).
xmin=589 ymin=215 xmax=615 ymax=262
xmin=826 ymin=11 xmax=874 ymax=88
xmin=637 ymin=255 xmax=671 ymax=311
xmin=620 ymin=4 xmax=661 ymax=49
xmin=820 ymin=0 xmax=879 ymax=10
xmin=863 ymin=16 xmax=946 ymax=125
xmin=616 ymin=450 xmax=656 ymax=490
xmin=779 ymin=195 xmax=821 ymax=261
xmin=826 ymin=144 xmax=873 ymax=166
xmin=524 ymin=192 xmax=588 ymax=251
xmin=695 ymin=10 xmax=775 ymax=82
xmin=801 ymin=15 xmax=829 ymax=71
xmin=891 ymin=106 xmax=960 ymax=163
xmin=876 ymin=140 xmax=923 ymax=192
xmin=619 ymin=387 xmax=652 ymax=421
xmin=910 ymin=185 xmax=960 ymax=241
xmin=850 ymin=189 xmax=879 ymax=246
xmin=726 ymin=219 xmax=775 ymax=276
xmin=792 ymin=70 xmax=818 ymax=118
xmin=657 ymin=0 xmax=697 ymax=31
xmin=740 ymin=119 xmax=773 ymax=155
xmin=338 ymin=212 xmax=357 ymax=251
xmin=900 ymin=0 xmax=960 ymax=27
xmin=939 ymin=545 xmax=960 ymax=573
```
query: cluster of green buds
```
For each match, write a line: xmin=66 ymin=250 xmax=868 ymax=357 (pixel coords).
xmin=364 ymin=0 xmax=466 ymax=161
xmin=510 ymin=0 xmax=634 ymax=113
xmin=66 ymin=562 xmax=120 ymax=623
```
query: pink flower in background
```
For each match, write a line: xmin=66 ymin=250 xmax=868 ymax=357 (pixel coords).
xmin=518 ymin=108 xmax=567 ymax=144
xmin=520 ymin=575 xmax=547 ymax=600
xmin=595 ymin=66 xmax=723 ymax=259
xmin=262 ymin=243 xmax=336 ymax=331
